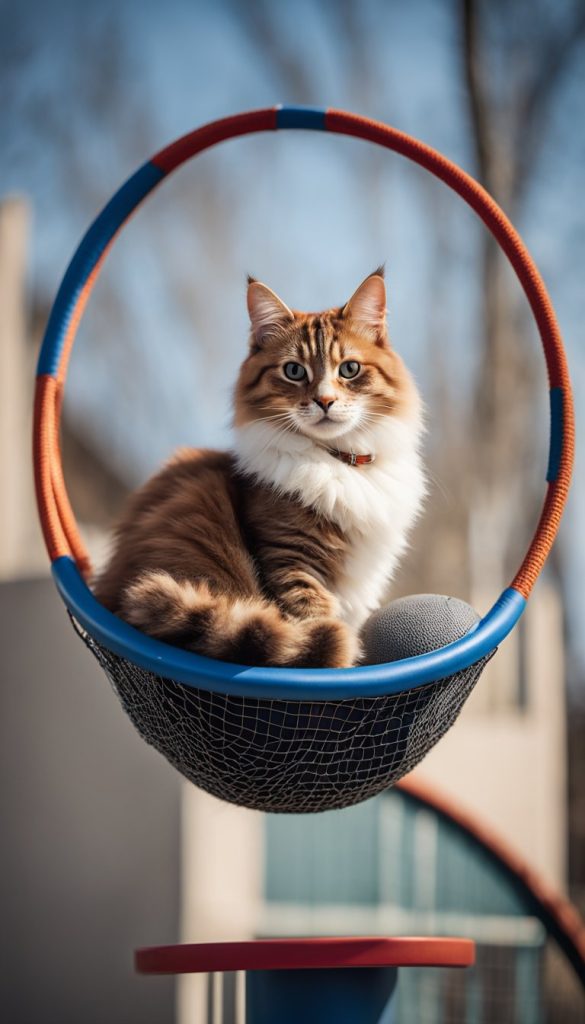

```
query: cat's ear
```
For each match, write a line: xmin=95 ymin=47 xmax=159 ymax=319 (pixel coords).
xmin=247 ymin=277 xmax=294 ymax=346
xmin=342 ymin=268 xmax=387 ymax=339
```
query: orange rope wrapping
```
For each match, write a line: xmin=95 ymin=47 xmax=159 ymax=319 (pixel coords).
xmin=34 ymin=376 xmax=69 ymax=563
xmin=512 ymin=465 xmax=573 ymax=598
xmin=33 ymin=376 xmax=91 ymax=577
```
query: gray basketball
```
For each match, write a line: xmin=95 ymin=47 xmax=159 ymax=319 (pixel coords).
xmin=361 ymin=594 xmax=480 ymax=664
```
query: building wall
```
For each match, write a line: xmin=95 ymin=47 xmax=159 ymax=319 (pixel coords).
xmin=0 ymin=578 xmax=182 ymax=1024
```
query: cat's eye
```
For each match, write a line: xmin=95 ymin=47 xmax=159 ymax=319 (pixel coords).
xmin=283 ymin=362 xmax=307 ymax=381
xmin=339 ymin=360 xmax=361 ymax=379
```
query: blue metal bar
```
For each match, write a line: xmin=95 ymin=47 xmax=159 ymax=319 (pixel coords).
xmin=53 ymin=556 xmax=526 ymax=700
xmin=245 ymin=965 xmax=397 ymax=1024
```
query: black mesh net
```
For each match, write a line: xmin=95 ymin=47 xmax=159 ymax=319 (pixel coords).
xmin=73 ymin=619 xmax=493 ymax=813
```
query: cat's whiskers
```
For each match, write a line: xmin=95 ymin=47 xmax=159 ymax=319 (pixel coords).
xmin=256 ymin=407 xmax=299 ymax=427
xmin=252 ymin=410 xmax=302 ymax=444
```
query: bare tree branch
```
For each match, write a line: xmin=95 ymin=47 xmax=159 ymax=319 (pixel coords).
xmin=514 ymin=2 xmax=585 ymax=200
xmin=462 ymin=0 xmax=585 ymax=208
xmin=461 ymin=0 xmax=492 ymax=187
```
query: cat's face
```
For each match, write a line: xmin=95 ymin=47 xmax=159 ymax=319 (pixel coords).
xmin=234 ymin=270 xmax=419 ymax=443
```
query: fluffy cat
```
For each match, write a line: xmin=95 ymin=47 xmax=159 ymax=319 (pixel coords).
xmin=94 ymin=269 xmax=426 ymax=668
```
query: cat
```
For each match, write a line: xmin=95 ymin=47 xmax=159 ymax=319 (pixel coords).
xmin=93 ymin=269 xmax=426 ymax=668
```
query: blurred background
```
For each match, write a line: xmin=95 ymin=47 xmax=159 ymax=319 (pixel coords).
xmin=1 ymin=0 xmax=585 ymax=1021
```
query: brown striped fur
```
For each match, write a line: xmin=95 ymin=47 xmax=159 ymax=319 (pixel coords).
xmin=94 ymin=270 xmax=422 ymax=668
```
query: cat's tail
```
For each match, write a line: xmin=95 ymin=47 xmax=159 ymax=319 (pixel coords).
xmin=121 ymin=570 xmax=357 ymax=669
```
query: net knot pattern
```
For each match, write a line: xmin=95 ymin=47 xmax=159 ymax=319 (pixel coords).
xmin=74 ymin=621 xmax=492 ymax=813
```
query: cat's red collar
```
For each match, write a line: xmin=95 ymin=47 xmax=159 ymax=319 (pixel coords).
xmin=323 ymin=447 xmax=376 ymax=467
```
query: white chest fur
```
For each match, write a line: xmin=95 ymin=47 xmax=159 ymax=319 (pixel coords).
xmin=233 ymin=417 xmax=426 ymax=630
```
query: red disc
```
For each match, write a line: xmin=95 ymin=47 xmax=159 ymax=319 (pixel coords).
xmin=135 ymin=936 xmax=475 ymax=975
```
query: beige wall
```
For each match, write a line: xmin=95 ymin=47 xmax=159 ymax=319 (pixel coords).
xmin=0 ymin=198 xmax=46 ymax=579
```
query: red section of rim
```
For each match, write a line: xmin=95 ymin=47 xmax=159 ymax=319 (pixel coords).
xmin=135 ymin=936 xmax=475 ymax=975
xmin=151 ymin=108 xmax=278 ymax=172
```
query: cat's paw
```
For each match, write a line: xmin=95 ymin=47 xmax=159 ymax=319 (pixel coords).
xmin=294 ymin=618 xmax=361 ymax=669
xmin=279 ymin=581 xmax=342 ymax=621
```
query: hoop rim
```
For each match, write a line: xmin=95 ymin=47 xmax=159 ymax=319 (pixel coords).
xmin=33 ymin=105 xmax=574 ymax=699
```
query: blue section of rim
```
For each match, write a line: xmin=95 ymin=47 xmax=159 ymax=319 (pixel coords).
xmin=36 ymin=161 xmax=165 ymax=379
xmin=53 ymin=556 xmax=526 ymax=700
xmin=276 ymin=106 xmax=327 ymax=130
xmin=547 ymin=387 xmax=563 ymax=482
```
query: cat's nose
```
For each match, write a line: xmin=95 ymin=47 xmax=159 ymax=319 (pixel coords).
xmin=314 ymin=396 xmax=336 ymax=413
